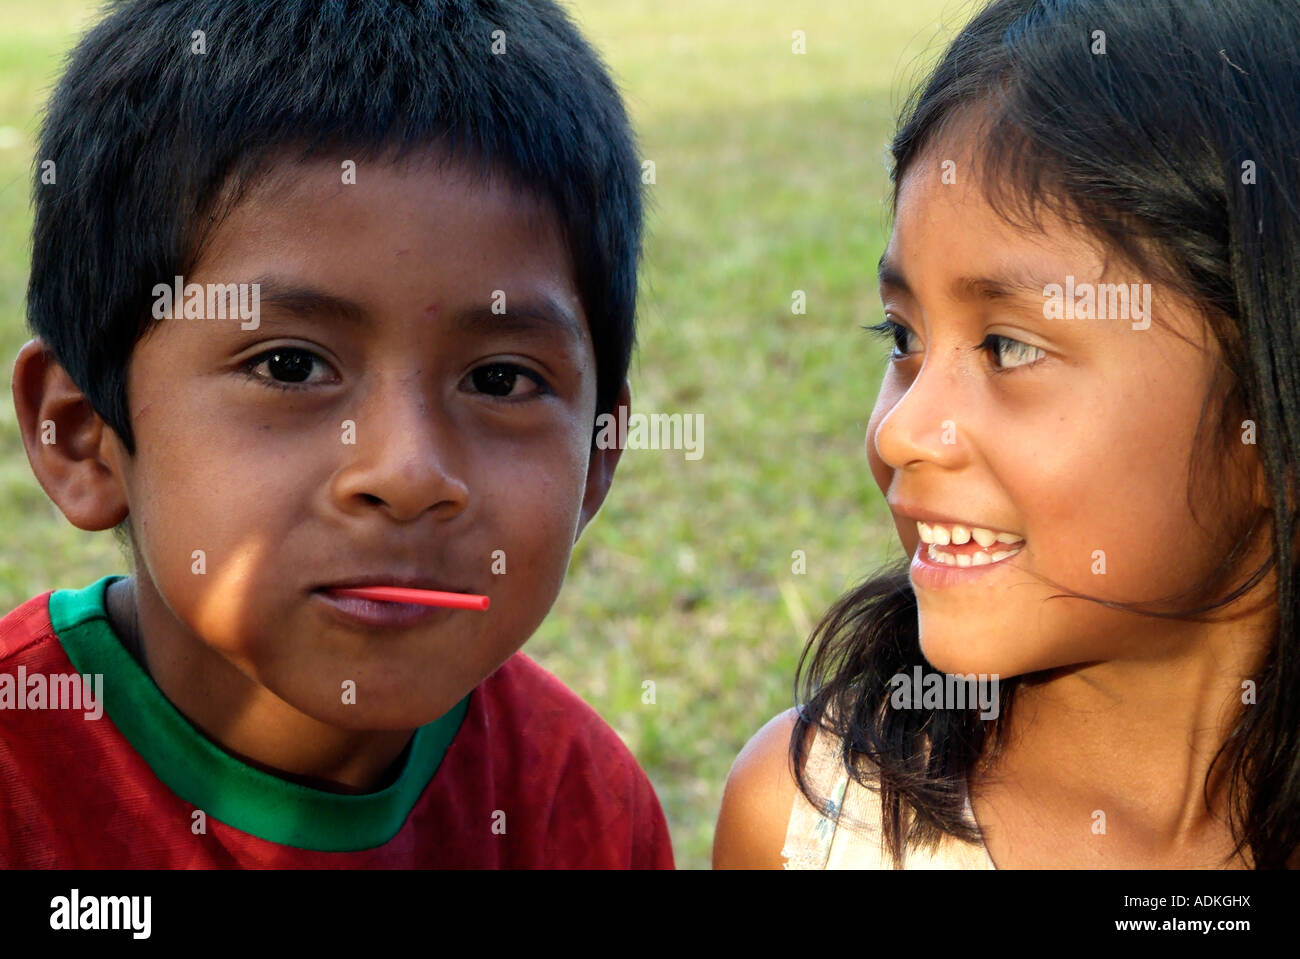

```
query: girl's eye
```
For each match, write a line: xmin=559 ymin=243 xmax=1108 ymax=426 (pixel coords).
xmin=243 ymin=347 xmax=334 ymax=389
xmin=865 ymin=319 xmax=1046 ymax=373
xmin=980 ymin=333 xmax=1046 ymax=371
xmin=465 ymin=363 xmax=549 ymax=399
xmin=864 ymin=317 xmax=918 ymax=358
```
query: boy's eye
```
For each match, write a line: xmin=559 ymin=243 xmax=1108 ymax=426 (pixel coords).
xmin=243 ymin=347 xmax=335 ymax=388
xmin=980 ymin=333 xmax=1046 ymax=371
xmin=465 ymin=363 xmax=549 ymax=398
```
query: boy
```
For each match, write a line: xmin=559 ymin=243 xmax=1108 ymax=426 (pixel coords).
xmin=1 ymin=0 xmax=673 ymax=867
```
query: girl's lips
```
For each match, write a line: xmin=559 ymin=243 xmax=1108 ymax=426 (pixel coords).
xmin=312 ymin=588 xmax=454 ymax=629
xmin=909 ymin=538 xmax=1024 ymax=590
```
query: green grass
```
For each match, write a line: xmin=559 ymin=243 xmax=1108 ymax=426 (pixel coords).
xmin=0 ymin=0 xmax=969 ymax=868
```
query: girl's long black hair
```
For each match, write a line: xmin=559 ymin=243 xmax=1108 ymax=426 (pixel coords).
xmin=793 ymin=0 xmax=1300 ymax=868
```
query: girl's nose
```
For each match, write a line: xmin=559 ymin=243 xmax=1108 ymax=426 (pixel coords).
xmin=871 ymin=359 xmax=970 ymax=474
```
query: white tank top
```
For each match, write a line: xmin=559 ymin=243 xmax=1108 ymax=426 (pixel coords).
xmin=780 ymin=719 xmax=996 ymax=869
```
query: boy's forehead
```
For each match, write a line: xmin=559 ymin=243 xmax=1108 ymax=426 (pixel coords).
xmin=163 ymin=149 xmax=594 ymax=361
xmin=241 ymin=147 xmax=560 ymax=225
xmin=170 ymin=153 xmax=592 ymax=361
xmin=201 ymin=148 xmax=580 ymax=293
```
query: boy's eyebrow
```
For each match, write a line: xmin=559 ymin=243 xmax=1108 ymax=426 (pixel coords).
xmin=877 ymin=253 xmax=1050 ymax=303
xmin=253 ymin=277 xmax=370 ymax=326
xmin=448 ymin=295 xmax=584 ymax=341
xmin=250 ymin=276 xmax=583 ymax=338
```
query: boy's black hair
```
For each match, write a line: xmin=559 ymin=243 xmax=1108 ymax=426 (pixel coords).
xmin=28 ymin=0 xmax=643 ymax=459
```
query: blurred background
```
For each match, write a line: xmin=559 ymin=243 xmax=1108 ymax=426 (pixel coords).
xmin=0 ymin=0 xmax=967 ymax=867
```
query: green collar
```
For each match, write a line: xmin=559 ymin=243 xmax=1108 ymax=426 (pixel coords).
xmin=48 ymin=575 xmax=469 ymax=852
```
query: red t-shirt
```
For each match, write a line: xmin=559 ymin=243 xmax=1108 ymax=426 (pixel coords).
xmin=0 ymin=577 xmax=674 ymax=868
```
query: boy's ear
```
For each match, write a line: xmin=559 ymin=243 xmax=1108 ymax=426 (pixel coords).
xmin=576 ymin=380 xmax=630 ymax=541
xmin=11 ymin=338 xmax=130 ymax=531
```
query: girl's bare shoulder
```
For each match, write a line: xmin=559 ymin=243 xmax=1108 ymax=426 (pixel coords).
xmin=713 ymin=708 xmax=814 ymax=868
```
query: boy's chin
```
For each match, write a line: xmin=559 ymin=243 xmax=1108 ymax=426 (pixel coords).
xmin=283 ymin=688 xmax=469 ymax=732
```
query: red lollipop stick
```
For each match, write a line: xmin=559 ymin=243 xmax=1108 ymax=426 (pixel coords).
xmin=330 ymin=586 xmax=490 ymax=611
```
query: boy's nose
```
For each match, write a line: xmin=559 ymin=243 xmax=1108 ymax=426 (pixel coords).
xmin=328 ymin=387 xmax=470 ymax=523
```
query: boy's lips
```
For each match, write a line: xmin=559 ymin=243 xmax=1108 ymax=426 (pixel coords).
xmin=312 ymin=574 xmax=472 ymax=594
xmin=311 ymin=577 xmax=486 ymax=628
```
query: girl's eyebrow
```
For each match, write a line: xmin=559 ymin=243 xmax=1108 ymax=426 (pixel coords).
xmin=952 ymin=272 xmax=1051 ymax=303
xmin=877 ymin=253 xmax=1052 ymax=304
xmin=877 ymin=254 xmax=912 ymax=297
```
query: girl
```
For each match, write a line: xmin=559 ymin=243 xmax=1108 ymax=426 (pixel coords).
xmin=714 ymin=0 xmax=1299 ymax=868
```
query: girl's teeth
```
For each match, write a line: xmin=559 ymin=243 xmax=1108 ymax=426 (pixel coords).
xmin=927 ymin=544 xmax=958 ymax=565
xmin=924 ymin=541 xmax=1025 ymax=567
xmin=915 ymin=520 xmax=1025 ymax=550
